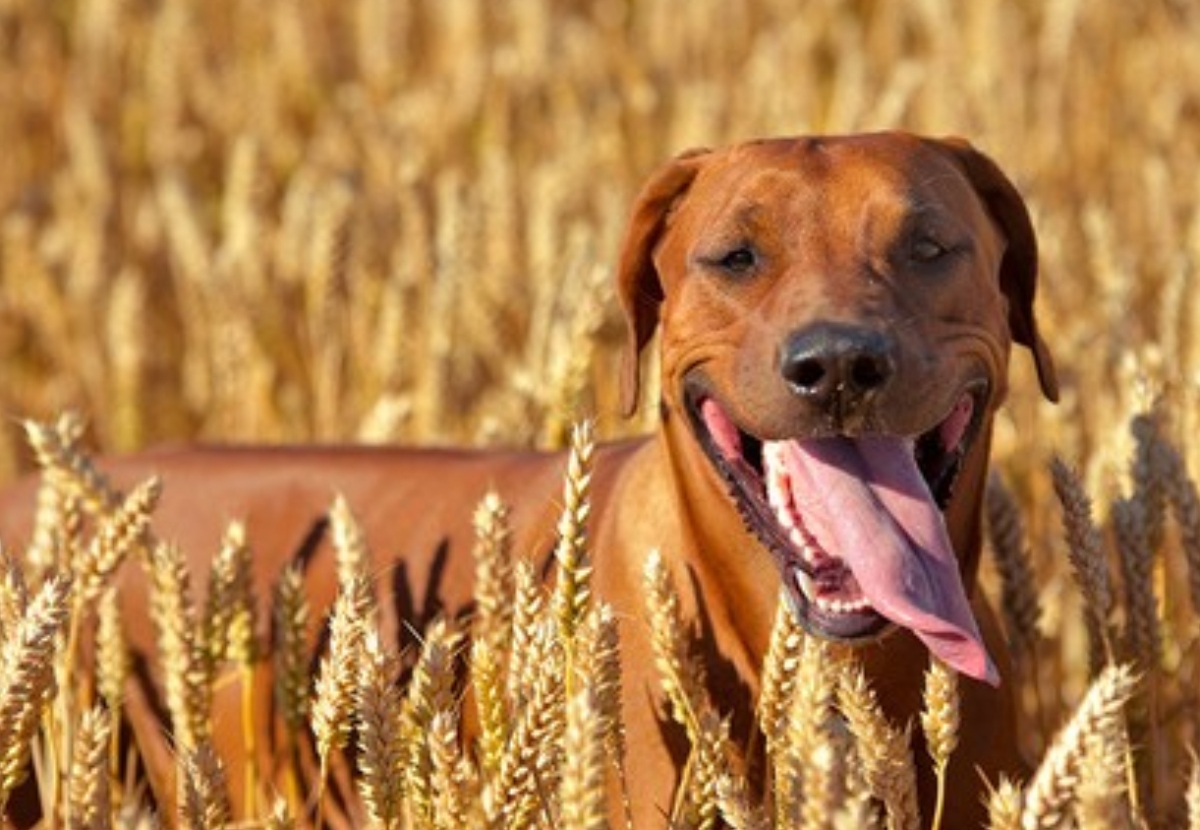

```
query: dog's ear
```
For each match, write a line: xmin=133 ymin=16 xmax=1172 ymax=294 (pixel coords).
xmin=934 ymin=137 xmax=1060 ymax=402
xmin=617 ymin=148 xmax=710 ymax=416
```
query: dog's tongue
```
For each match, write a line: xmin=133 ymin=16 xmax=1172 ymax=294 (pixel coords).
xmin=779 ymin=436 xmax=998 ymax=685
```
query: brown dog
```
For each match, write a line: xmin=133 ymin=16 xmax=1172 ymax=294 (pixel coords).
xmin=0 ymin=132 xmax=1056 ymax=828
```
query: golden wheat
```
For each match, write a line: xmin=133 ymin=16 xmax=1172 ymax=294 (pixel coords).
xmin=0 ymin=575 xmax=72 ymax=809
xmin=3 ymin=0 xmax=1200 ymax=827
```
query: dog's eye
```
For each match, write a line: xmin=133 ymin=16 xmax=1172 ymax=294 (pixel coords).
xmin=716 ymin=247 xmax=757 ymax=274
xmin=911 ymin=237 xmax=949 ymax=263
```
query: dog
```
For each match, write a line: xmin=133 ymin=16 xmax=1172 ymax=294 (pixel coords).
xmin=0 ymin=131 xmax=1057 ymax=828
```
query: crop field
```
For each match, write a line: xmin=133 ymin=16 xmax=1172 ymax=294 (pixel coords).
xmin=2 ymin=0 xmax=1200 ymax=827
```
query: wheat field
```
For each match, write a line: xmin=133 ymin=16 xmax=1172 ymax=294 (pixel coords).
xmin=2 ymin=0 xmax=1200 ymax=827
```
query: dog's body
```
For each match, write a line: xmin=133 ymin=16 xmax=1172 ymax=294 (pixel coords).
xmin=0 ymin=132 xmax=1056 ymax=828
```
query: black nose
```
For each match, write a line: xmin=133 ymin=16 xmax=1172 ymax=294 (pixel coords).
xmin=780 ymin=323 xmax=895 ymax=411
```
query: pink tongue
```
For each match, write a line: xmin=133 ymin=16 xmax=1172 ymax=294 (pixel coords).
xmin=780 ymin=436 xmax=998 ymax=685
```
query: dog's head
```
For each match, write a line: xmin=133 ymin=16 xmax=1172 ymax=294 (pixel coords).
xmin=615 ymin=133 xmax=1057 ymax=683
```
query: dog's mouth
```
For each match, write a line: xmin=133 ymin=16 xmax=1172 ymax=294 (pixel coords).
xmin=685 ymin=377 xmax=998 ymax=685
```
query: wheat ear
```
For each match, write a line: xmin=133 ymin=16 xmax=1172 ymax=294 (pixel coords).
xmin=921 ymin=658 xmax=960 ymax=830
xmin=1111 ymin=496 xmax=1161 ymax=670
xmin=493 ymin=618 xmax=565 ymax=828
xmin=1020 ymin=663 xmax=1138 ymax=830
xmin=985 ymin=777 xmax=1023 ymax=830
xmin=66 ymin=706 xmax=111 ymax=830
xmin=0 ymin=575 xmax=72 ymax=809
xmin=559 ymin=683 xmax=607 ymax=830
xmin=757 ymin=590 xmax=806 ymax=757
xmin=715 ymin=771 xmax=770 ymax=830
xmin=1050 ymin=456 xmax=1116 ymax=672
xmin=985 ymin=472 xmax=1042 ymax=658
xmin=429 ymin=708 xmax=475 ymax=830
xmin=178 ymin=743 xmax=231 ymax=830
xmin=311 ymin=575 xmax=371 ymax=782
xmin=837 ymin=658 xmax=920 ymax=830
xmin=553 ymin=420 xmax=595 ymax=654
xmin=75 ymin=476 xmax=160 ymax=607
xmin=778 ymin=638 xmax=839 ymax=830
xmin=506 ymin=558 xmax=544 ymax=708
xmin=642 ymin=549 xmax=707 ymax=743
xmin=471 ymin=490 xmax=514 ymax=654
xmin=1160 ymin=440 xmax=1200 ymax=616
xmin=148 ymin=542 xmax=209 ymax=752
xmin=355 ymin=629 xmax=404 ymax=830
xmin=403 ymin=618 xmax=464 ymax=829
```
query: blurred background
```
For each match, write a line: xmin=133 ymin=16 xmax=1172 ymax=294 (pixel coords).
xmin=3 ymin=0 xmax=1200 ymax=818
xmin=2 ymin=0 xmax=1198 ymax=469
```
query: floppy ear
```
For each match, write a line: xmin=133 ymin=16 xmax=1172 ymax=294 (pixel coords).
xmin=617 ymin=148 xmax=709 ymax=416
xmin=934 ymin=137 xmax=1060 ymax=402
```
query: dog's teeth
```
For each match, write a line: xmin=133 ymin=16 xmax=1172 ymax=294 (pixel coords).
xmin=795 ymin=570 xmax=816 ymax=602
